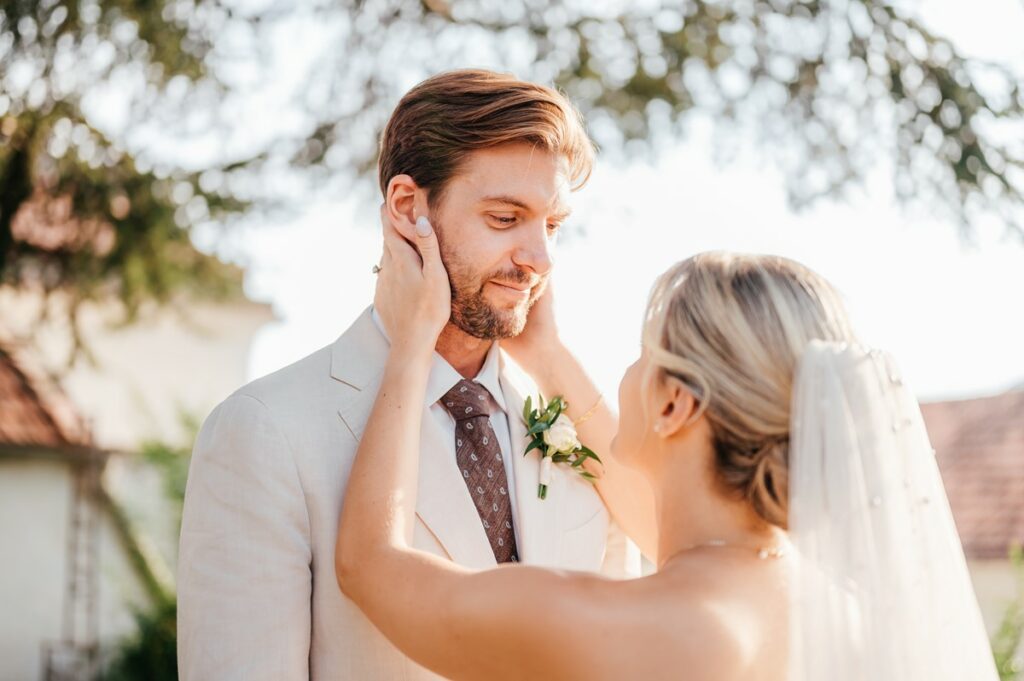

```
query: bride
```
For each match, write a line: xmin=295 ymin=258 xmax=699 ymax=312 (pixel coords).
xmin=334 ymin=214 xmax=998 ymax=680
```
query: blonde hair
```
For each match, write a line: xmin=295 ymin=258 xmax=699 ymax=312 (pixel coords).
xmin=642 ymin=252 xmax=857 ymax=529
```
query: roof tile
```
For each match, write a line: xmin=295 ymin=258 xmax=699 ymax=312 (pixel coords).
xmin=923 ymin=390 xmax=1024 ymax=560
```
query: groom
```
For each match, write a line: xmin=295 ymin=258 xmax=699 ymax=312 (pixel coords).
xmin=177 ymin=69 xmax=638 ymax=680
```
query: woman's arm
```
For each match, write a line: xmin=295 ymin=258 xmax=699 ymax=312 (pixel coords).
xmin=538 ymin=346 xmax=659 ymax=563
xmin=335 ymin=208 xmax=449 ymax=573
xmin=334 ymin=212 xmax=621 ymax=679
xmin=334 ymin=329 xmax=619 ymax=679
xmin=502 ymin=289 xmax=659 ymax=562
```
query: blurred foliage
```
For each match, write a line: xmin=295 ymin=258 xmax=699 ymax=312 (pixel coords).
xmin=0 ymin=0 xmax=254 ymax=356
xmin=104 ymin=418 xmax=196 ymax=681
xmin=139 ymin=411 xmax=197 ymax=523
xmin=103 ymin=598 xmax=177 ymax=681
xmin=3 ymin=0 xmax=1023 ymax=350
xmin=286 ymin=0 xmax=1023 ymax=236
xmin=994 ymin=545 xmax=1024 ymax=680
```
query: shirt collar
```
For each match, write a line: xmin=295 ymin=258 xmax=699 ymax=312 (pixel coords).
xmin=371 ymin=307 xmax=507 ymax=413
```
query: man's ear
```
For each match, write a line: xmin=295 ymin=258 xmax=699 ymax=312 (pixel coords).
xmin=653 ymin=374 xmax=702 ymax=439
xmin=385 ymin=174 xmax=429 ymax=238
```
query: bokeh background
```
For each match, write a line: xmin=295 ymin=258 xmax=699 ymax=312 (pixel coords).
xmin=1 ymin=0 xmax=1022 ymax=679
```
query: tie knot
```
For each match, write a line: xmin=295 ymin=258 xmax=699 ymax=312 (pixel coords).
xmin=441 ymin=379 xmax=494 ymax=420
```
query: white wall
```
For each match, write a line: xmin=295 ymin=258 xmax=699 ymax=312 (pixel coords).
xmin=0 ymin=288 xmax=275 ymax=451
xmin=969 ymin=559 xmax=1024 ymax=637
xmin=0 ymin=457 xmax=152 ymax=681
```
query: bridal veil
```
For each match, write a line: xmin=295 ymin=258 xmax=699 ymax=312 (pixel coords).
xmin=788 ymin=340 xmax=998 ymax=680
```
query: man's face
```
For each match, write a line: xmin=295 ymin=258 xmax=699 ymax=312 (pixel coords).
xmin=429 ymin=143 xmax=571 ymax=340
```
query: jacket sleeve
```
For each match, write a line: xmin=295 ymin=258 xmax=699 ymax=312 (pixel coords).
xmin=599 ymin=519 xmax=643 ymax=579
xmin=177 ymin=393 xmax=313 ymax=680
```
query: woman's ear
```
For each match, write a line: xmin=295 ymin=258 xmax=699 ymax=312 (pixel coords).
xmin=385 ymin=174 xmax=428 ymax=238
xmin=652 ymin=375 xmax=701 ymax=438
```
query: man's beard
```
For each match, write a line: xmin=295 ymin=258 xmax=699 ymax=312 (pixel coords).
xmin=434 ymin=220 xmax=546 ymax=340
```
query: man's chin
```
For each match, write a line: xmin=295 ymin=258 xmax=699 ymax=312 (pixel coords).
xmin=483 ymin=290 xmax=531 ymax=313
xmin=487 ymin=309 xmax=529 ymax=339
xmin=453 ymin=301 xmax=528 ymax=340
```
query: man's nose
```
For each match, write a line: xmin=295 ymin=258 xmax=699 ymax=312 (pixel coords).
xmin=511 ymin=220 xmax=554 ymax=276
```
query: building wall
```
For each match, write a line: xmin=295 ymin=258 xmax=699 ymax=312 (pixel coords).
xmin=969 ymin=559 xmax=1024 ymax=636
xmin=0 ymin=457 xmax=152 ymax=681
xmin=0 ymin=288 xmax=275 ymax=451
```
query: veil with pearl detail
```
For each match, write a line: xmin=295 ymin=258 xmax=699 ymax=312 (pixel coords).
xmin=788 ymin=340 xmax=998 ymax=680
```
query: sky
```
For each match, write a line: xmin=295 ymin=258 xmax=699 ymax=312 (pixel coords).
xmin=241 ymin=0 xmax=1024 ymax=406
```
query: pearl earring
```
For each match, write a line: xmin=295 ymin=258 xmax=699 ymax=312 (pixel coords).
xmin=653 ymin=423 xmax=662 ymax=433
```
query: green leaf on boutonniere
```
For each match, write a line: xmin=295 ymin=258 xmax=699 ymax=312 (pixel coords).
xmin=578 ymin=446 xmax=602 ymax=464
xmin=524 ymin=439 xmax=544 ymax=456
xmin=527 ymin=421 xmax=551 ymax=436
xmin=522 ymin=392 xmax=602 ymax=498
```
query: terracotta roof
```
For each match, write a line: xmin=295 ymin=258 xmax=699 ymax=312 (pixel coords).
xmin=922 ymin=389 xmax=1024 ymax=560
xmin=0 ymin=345 xmax=88 ymax=449
xmin=10 ymin=189 xmax=115 ymax=256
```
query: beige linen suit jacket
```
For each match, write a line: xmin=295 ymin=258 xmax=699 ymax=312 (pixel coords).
xmin=177 ymin=306 xmax=638 ymax=680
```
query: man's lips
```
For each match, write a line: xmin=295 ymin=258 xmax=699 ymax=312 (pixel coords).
xmin=491 ymin=280 xmax=530 ymax=292
xmin=489 ymin=280 xmax=535 ymax=297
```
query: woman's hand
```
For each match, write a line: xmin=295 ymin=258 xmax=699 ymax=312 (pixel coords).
xmin=501 ymin=279 xmax=568 ymax=380
xmin=373 ymin=205 xmax=450 ymax=358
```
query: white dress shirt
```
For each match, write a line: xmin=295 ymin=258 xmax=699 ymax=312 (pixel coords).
xmin=371 ymin=308 xmax=520 ymax=549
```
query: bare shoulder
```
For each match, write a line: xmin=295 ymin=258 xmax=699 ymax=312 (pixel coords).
xmin=565 ymin=553 xmax=789 ymax=680
xmin=495 ymin=552 xmax=782 ymax=679
xmin=658 ymin=551 xmax=791 ymax=679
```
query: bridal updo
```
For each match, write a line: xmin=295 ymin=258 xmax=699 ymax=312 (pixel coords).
xmin=642 ymin=252 xmax=856 ymax=529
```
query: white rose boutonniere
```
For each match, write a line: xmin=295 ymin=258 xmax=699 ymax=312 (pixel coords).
xmin=522 ymin=394 xmax=601 ymax=500
xmin=544 ymin=414 xmax=582 ymax=453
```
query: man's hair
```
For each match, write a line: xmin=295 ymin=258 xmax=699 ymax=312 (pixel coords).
xmin=377 ymin=69 xmax=595 ymax=206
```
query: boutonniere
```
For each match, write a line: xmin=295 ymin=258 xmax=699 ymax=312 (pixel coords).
xmin=522 ymin=394 xmax=601 ymax=499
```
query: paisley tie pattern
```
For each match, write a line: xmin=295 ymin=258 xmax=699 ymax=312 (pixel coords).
xmin=440 ymin=379 xmax=519 ymax=563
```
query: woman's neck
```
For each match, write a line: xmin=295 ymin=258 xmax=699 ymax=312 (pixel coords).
xmin=652 ymin=442 xmax=780 ymax=570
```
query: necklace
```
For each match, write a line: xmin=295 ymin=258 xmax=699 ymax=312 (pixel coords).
xmin=686 ymin=538 xmax=788 ymax=560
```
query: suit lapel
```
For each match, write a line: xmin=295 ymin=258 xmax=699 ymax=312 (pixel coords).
xmin=414 ymin=412 xmax=497 ymax=569
xmin=333 ymin=307 xmax=496 ymax=569
xmin=499 ymin=351 xmax=564 ymax=567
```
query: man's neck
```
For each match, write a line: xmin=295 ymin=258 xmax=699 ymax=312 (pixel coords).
xmin=435 ymin=322 xmax=493 ymax=379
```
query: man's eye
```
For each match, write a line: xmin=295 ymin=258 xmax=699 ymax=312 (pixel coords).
xmin=547 ymin=222 xmax=562 ymax=233
xmin=490 ymin=215 xmax=518 ymax=227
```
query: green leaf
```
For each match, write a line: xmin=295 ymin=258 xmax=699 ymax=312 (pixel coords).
xmin=552 ymin=453 xmax=570 ymax=463
xmin=578 ymin=471 xmax=597 ymax=482
xmin=527 ymin=421 xmax=551 ymax=436
xmin=579 ymin=446 xmax=602 ymax=464
xmin=523 ymin=395 xmax=533 ymax=424
xmin=523 ymin=439 xmax=544 ymax=456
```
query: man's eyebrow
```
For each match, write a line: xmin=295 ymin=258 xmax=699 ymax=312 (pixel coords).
xmin=479 ymin=195 xmax=572 ymax=219
xmin=479 ymin=195 xmax=530 ymax=210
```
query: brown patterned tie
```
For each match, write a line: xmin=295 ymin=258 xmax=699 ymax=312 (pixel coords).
xmin=440 ymin=379 xmax=519 ymax=563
